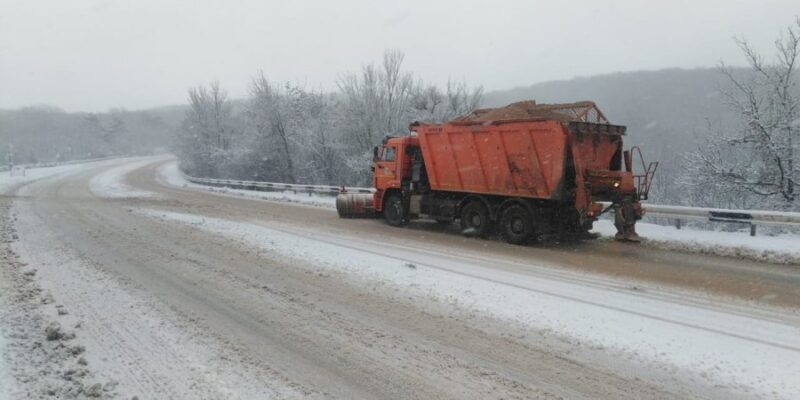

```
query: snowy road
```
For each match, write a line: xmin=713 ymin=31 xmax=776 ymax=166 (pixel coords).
xmin=2 ymin=156 xmax=800 ymax=399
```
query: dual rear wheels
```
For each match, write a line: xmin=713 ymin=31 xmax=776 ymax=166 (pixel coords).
xmin=384 ymin=195 xmax=536 ymax=245
xmin=460 ymin=201 xmax=535 ymax=245
xmin=499 ymin=205 xmax=535 ymax=245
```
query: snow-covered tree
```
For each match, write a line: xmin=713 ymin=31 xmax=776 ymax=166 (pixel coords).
xmin=177 ymin=81 xmax=238 ymax=177
xmin=337 ymin=50 xmax=416 ymax=152
xmin=411 ymin=79 xmax=483 ymax=122
xmin=685 ymin=18 xmax=799 ymax=209
xmin=293 ymin=91 xmax=347 ymax=185
xmin=336 ymin=50 xmax=483 ymax=184
xmin=246 ymin=73 xmax=300 ymax=183
xmin=173 ymin=51 xmax=482 ymax=186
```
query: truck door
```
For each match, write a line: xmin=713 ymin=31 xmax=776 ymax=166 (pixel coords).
xmin=374 ymin=145 xmax=399 ymax=190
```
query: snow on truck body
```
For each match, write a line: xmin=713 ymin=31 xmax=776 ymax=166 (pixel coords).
xmin=337 ymin=101 xmax=657 ymax=243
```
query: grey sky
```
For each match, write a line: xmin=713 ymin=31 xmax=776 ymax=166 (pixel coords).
xmin=1 ymin=0 xmax=797 ymax=112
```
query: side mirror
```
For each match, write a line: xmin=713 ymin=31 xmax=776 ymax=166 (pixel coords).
xmin=373 ymin=146 xmax=379 ymax=162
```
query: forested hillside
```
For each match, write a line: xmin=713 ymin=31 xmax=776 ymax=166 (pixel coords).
xmin=0 ymin=105 xmax=183 ymax=165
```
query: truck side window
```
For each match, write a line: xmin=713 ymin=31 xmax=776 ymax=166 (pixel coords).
xmin=382 ymin=146 xmax=396 ymax=161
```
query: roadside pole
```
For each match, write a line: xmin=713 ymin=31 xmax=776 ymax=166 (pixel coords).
xmin=6 ymin=144 xmax=13 ymax=177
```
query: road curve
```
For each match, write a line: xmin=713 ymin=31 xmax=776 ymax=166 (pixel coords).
xmin=3 ymin=156 xmax=800 ymax=399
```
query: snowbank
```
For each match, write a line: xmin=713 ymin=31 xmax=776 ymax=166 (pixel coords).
xmin=0 ymin=163 xmax=99 ymax=195
xmin=89 ymin=159 xmax=161 ymax=199
xmin=138 ymin=208 xmax=800 ymax=399
xmin=156 ymin=161 xmax=193 ymax=188
xmin=157 ymin=161 xmax=335 ymax=208
xmin=593 ymin=220 xmax=800 ymax=264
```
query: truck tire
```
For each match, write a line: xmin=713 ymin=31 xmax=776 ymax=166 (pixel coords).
xmin=384 ymin=194 xmax=406 ymax=227
xmin=460 ymin=201 xmax=490 ymax=237
xmin=501 ymin=204 xmax=534 ymax=244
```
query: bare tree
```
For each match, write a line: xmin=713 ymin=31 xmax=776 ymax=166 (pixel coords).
xmin=292 ymin=91 xmax=344 ymax=185
xmin=444 ymin=79 xmax=484 ymax=119
xmin=247 ymin=72 xmax=299 ymax=183
xmin=337 ymin=50 xmax=416 ymax=152
xmin=177 ymin=81 xmax=237 ymax=177
xmin=411 ymin=84 xmax=445 ymax=120
xmin=381 ymin=50 xmax=416 ymax=135
xmin=412 ymin=79 xmax=484 ymax=122
xmin=172 ymin=51 xmax=483 ymax=186
xmin=686 ymin=18 xmax=799 ymax=209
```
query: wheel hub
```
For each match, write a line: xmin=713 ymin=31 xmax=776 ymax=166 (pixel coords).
xmin=511 ymin=218 xmax=525 ymax=234
xmin=470 ymin=213 xmax=482 ymax=227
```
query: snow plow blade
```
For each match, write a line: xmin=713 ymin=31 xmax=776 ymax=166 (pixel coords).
xmin=336 ymin=193 xmax=377 ymax=218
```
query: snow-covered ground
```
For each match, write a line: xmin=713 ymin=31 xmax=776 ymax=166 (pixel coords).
xmin=0 ymin=163 xmax=100 ymax=195
xmin=9 ymin=201 xmax=299 ymax=399
xmin=593 ymin=220 xmax=800 ymax=264
xmin=157 ymin=161 xmax=335 ymax=208
xmin=138 ymin=208 xmax=800 ymax=399
xmin=88 ymin=158 xmax=164 ymax=199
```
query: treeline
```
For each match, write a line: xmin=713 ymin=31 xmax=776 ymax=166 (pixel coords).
xmin=0 ymin=105 xmax=182 ymax=165
xmin=174 ymin=51 xmax=483 ymax=186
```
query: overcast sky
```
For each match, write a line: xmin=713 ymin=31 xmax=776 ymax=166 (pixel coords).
xmin=1 ymin=0 xmax=797 ymax=112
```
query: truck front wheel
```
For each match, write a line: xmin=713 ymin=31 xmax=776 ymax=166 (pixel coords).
xmin=501 ymin=205 xmax=534 ymax=245
xmin=384 ymin=194 xmax=406 ymax=227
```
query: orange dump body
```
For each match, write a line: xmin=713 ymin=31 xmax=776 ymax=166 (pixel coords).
xmin=412 ymin=119 xmax=631 ymax=213
xmin=415 ymin=120 xmax=568 ymax=199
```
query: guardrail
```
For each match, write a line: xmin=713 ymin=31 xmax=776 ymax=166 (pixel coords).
xmin=2 ymin=156 xmax=120 ymax=173
xmin=182 ymin=175 xmax=374 ymax=195
xmin=641 ymin=204 xmax=800 ymax=236
xmin=183 ymin=172 xmax=799 ymax=237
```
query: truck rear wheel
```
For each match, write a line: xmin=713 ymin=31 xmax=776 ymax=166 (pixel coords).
xmin=384 ymin=194 xmax=406 ymax=227
xmin=460 ymin=201 xmax=491 ymax=237
xmin=501 ymin=205 xmax=534 ymax=244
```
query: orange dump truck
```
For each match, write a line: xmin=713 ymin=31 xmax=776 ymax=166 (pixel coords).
xmin=337 ymin=101 xmax=657 ymax=243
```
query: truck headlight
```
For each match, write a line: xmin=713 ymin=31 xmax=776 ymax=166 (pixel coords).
xmin=613 ymin=181 xmax=620 ymax=188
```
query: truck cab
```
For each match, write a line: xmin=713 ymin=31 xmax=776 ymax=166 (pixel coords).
xmin=372 ymin=136 xmax=419 ymax=217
